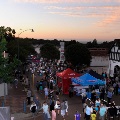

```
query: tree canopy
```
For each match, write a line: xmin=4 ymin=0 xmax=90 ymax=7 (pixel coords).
xmin=7 ymin=38 xmax=36 ymax=62
xmin=0 ymin=26 xmax=20 ymax=83
xmin=65 ymin=43 xmax=91 ymax=67
xmin=40 ymin=43 xmax=60 ymax=60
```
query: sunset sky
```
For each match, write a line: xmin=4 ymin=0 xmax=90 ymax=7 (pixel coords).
xmin=1 ymin=0 xmax=120 ymax=42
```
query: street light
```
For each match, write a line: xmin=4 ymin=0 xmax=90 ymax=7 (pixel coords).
xmin=17 ymin=29 xmax=34 ymax=60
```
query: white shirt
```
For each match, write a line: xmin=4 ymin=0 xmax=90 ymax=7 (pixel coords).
xmin=43 ymin=104 xmax=49 ymax=113
xmin=85 ymin=106 xmax=93 ymax=115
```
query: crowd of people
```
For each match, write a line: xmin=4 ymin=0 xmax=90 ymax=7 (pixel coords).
xmin=20 ymin=58 xmax=120 ymax=120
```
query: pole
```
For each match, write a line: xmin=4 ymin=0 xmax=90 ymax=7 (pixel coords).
xmin=17 ymin=29 xmax=34 ymax=60
xmin=23 ymin=100 xmax=26 ymax=113
xmin=3 ymin=51 xmax=6 ymax=104
xmin=32 ymin=73 xmax=34 ymax=88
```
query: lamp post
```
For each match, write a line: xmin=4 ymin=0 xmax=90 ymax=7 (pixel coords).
xmin=17 ymin=29 xmax=34 ymax=60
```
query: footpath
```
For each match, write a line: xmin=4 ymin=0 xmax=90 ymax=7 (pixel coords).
xmin=9 ymin=73 xmax=44 ymax=120
xmin=3 ymin=81 xmax=32 ymax=120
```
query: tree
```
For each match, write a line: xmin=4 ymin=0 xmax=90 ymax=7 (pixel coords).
xmin=65 ymin=43 xmax=91 ymax=67
xmin=0 ymin=26 xmax=16 ymax=42
xmin=7 ymin=38 xmax=36 ymax=62
xmin=0 ymin=26 xmax=20 ymax=83
xmin=92 ymin=39 xmax=98 ymax=47
xmin=40 ymin=43 xmax=60 ymax=60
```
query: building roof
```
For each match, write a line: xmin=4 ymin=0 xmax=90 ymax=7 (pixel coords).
xmin=114 ymin=39 xmax=120 ymax=47
xmin=89 ymin=48 xmax=108 ymax=56
xmin=108 ymin=39 xmax=120 ymax=53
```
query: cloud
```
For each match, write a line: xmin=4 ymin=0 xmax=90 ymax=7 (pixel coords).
xmin=46 ymin=5 xmax=120 ymax=16
xmin=14 ymin=0 xmax=120 ymax=4
xmin=14 ymin=0 xmax=120 ymax=27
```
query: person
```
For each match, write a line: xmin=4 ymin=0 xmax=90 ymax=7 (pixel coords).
xmin=27 ymin=89 xmax=32 ymax=105
xmin=44 ymin=86 xmax=49 ymax=100
xmin=55 ymin=98 xmax=60 ymax=115
xmin=30 ymin=102 xmax=37 ymax=117
xmin=107 ymin=104 xmax=114 ymax=119
xmin=107 ymin=90 xmax=113 ymax=103
xmin=69 ymin=86 xmax=74 ymax=98
xmin=34 ymin=96 xmax=41 ymax=113
xmin=61 ymin=100 xmax=66 ymax=120
xmin=50 ymin=81 xmax=53 ymax=90
xmin=50 ymin=99 xmax=55 ymax=112
xmin=14 ymin=78 xmax=18 ymax=88
xmin=36 ymin=81 xmax=40 ymax=92
xmin=42 ymin=101 xmax=51 ymax=120
xmin=95 ymin=98 xmax=101 ymax=107
xmin=94 ymin=105 xmax=99 ymax=113
xmin=55 ymin=86 xmax=59 ymax=98
xmin=91 ymin=110 xmax=96 ymax=120
xmin=25 ymin=76 xmax=29 ymax=87
xmin=115 ymin=83 xmax=119 ymax=95
xmin=91 ymin=89 xmax=96 ymax=102
xmin=100 ymin=88 xmax=105 ymax=100
xmin=39 ymin=80 xmax=43 ymax=94
xmin=85 ymin=104 xmax=93 ymax=120
xmin=74 ymin=111 xmax=81 ymax=120
xmin=99 ymin=103 xmax=107 ymax=120
xmin=82 ymin=94 xmax=87 ymax=113
xmin=52 ymin=109 xmax=56 ymax=120
xmin=65 ymin=99 xmax=68 ymax=115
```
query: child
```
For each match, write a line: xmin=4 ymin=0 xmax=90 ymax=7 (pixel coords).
xmin=74 ymin=111 xmax=81 ymax=120
xmin=91 ymin=110 xmax=96 ymax=120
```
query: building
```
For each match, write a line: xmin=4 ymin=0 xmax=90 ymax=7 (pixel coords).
xmin=89 ymin=48 xmax=109 ymax=67
xmin=108 ymin=39 xmax=120 ymax=77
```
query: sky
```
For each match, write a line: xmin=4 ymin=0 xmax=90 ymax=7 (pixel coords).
xmin=1 ymin=0 xmax=120 ymax=43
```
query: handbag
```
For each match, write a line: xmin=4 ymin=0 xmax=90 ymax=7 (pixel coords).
xmin=55 ymin=101 xmax=58 ymax=109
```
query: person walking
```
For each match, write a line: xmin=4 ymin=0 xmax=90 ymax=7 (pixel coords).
xmin=100 ymin=88 xmax=105 ymax=100
xmin=34 ymin=96 xmax=41 ymax=113
xmin=39 ymin=80 xmax=43 ymax=94
xmin=65 ymin=99 xmax=68 ymax=116
xmin=61 ymin=100 xmax=66 ymax=120
xmin=74 ymin=111 xmax=81 ymax=120
xmin=27 ymin=89 xmax=32 ymax=105
xmin=99 ymin=103 xmax=107 ymax=120
xmin=44 ymin=86 xmax=49 ymax=100
xmin=52 ymin=109 xmax=56 ymax=120
xmin=36 ymin=81 xmax=40 ymax=92
xmin=42 ymin=101 xmax=51 ymax=120
xmin=69 ymin=86 xmax=74 ymax=98
xmin=50 ymin=98 xmax=55 ymax=112
xmin=14 ymin=78 xmax=18 ymax=88
xmin=85 ymin=104 xmax=93 ymax=120
xmin=91 ymin=110 xmax=96 ymax=120
xmin=55 ymin=98 xmax=61 ymax=115
xmin=107 ymin=89 xmax=113 ymax=103
xmin=30 ymin=101 xmax=37 ymax=118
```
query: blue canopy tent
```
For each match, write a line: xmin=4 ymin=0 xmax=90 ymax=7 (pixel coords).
xmin=71 ymin=73 xmax=106 ymax=98
xmin=71 ymin=73 xmax=106 ymax=86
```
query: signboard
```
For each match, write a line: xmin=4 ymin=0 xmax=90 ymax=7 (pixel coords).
xmin=0 ymin=83 xmax=8 ymax=97
xmin=60 ymin=42 xmax=65 ymax=62
xmin=0 ymin=107 xmax=10 ymax=120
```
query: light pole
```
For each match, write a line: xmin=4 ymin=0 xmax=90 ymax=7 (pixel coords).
xmin=17 ymin=29 xmax=34 ymax=60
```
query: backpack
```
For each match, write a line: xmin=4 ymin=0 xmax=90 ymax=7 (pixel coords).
xmin=64 ymin=102 xmax=67 ymax=109
xmin=31 ymin=106 xmax=36 ymax=113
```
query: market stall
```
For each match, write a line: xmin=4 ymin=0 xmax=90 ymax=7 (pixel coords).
xmin=56 ymin=68 xmax=81 ymax=94
xmin=71 ymin=73 xmax=106 ymax=96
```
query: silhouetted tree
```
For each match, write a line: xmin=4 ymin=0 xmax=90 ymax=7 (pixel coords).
xmin=65 ymin=43 xmax=91 ymax=67
xmin=0 ymin=26 xmax=20 ymax=83
xmin=7 ymin=38 xmax=36 ymax=62
xmin=40 ymin=43 xmax=60 ymax=60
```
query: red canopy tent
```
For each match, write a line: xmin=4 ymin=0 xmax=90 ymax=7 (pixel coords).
xmin=56 ymin=68 xmax=81 ymax=94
